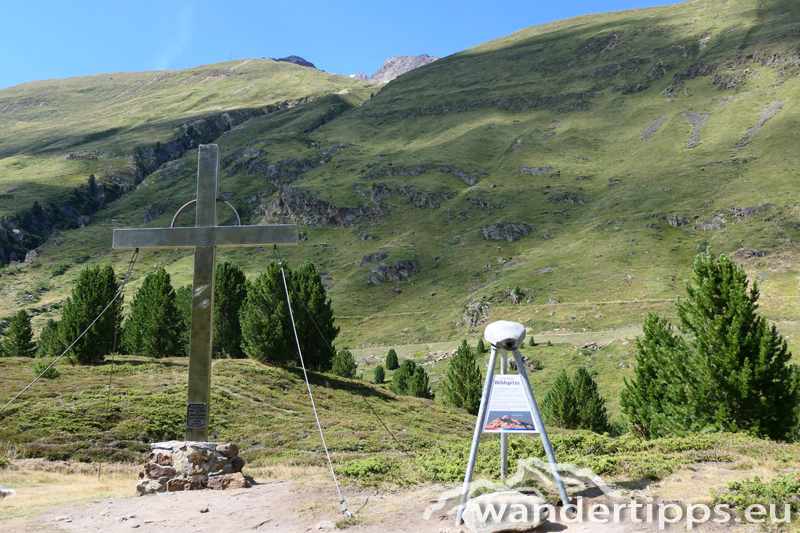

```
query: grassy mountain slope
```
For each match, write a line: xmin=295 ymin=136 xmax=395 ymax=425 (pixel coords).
xmin=0 ymin=59 xmax=371 ymax=210
xmin=1 ymin=0 xmax=800 ymax=430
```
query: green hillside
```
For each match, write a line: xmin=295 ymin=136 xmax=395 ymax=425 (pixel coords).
xmin=1 ymin=0 xmax=800 ymax=427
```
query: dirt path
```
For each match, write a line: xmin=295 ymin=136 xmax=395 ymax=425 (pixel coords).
xmin=22 ymin=478 xmax=748 ymax=533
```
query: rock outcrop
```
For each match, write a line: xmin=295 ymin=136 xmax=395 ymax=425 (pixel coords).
xmin=520 ymin=166 xmax=555 ymax=176
xmin=367 ymin=55 xmax=439 ymax=84
xmin=136 ymin=441 xmax=248 ymax=495
xmin=360 ymin=249 xmax=388 ymax=267
xmin=370 ymin=260 xmax=419 ymax=283
xmin=254 ymin=187 xmax=389 ymax=227
xmin=273 ymin=56 xmax=316 ymax=69
xmin=480 ymin=223 xmax=532 ymax=242
xmin=364 ymin=164 xmax=483 ymax=186
xmin=462 ymin=302 xmax=490 ymax=327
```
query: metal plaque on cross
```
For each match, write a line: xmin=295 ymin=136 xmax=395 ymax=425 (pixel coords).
xmin=112 ymin=144 xmax=299 ymax=441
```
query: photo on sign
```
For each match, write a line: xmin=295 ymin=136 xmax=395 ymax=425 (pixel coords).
xmin=484 ymin=411 xmax=536 ymax=431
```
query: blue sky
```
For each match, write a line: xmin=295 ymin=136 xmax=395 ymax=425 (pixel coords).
xmin=0 ymin=0 xmax=678 ymax=89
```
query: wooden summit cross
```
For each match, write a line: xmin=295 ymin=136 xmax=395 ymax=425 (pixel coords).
xmin=113 ymin=144 xmax=298 ymax=441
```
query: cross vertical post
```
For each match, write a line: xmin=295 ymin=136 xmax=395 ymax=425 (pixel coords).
xmin=186 ymin=145 xmax=219 ymax=441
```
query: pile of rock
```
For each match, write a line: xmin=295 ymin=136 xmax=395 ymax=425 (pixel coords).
xmin=136 ymin=441 xmax=249 ymax=495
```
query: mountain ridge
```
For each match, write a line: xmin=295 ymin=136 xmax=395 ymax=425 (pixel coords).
xmin=0 ymin=0 xmax=798 ymax=363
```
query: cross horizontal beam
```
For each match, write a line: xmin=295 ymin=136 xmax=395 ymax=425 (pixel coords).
xmin=112 ymin=225 xmax=299 ymax=250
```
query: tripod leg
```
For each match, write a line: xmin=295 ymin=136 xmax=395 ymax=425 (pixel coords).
xmin=455 ymin=345 xmax=498 ymax=526
xmin=513 ymin=349 xmax=571 ymax=507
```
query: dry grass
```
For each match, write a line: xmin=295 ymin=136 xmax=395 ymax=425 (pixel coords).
xmin=0 ymin=460 xmax=139 ymax=531
xmin=247 ymin=459 xmax=329 ymax=484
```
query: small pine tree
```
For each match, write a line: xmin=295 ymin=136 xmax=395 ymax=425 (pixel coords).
xmin=123 ymin=268 xmax=183 ymax=358
xmin=389 ymin=360 xmax=415 ymax=395
xmin=390 ymin=360 xmax=433 ymax=399
xmin=441 ymin=340 xmax=483 ymax=415
xmin=528 ymin=336 xmax=535 ymax=347
xmin=2 ymin=310 xmax=36 ymax=357
xmin=34 ymin=360 xmax=59 ymax=379
xmin=58 ymin=265 xmax=122 ymax=365
xmin=36 ymin=318 xmax=64 ymax=357
xmin=620 ymin=314 xmax=691 ymax=439
xmin=542 ymin=367 xmax=609 ymax=432
xmin=542 ymin=370 xmax=579 ymax=429
xmin=408 ymin=366 xmax=435 ymax=400
xmin=573 ymin=367 xmax=610 ymax=433
xmin=331 ymin=348 xmax=357 ymax=378
xmin=385 ymin=348 xmax=399 ymax=370
xmin=213 ymin=261 xmax=247 ymax=359
xmin=373 ymin=364 xmax=385 ymax=384
xmin=476 ymin=339 xmax=486 ymax=354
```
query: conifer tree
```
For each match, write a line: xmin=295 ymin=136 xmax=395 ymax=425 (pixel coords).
xmin=621 ymin=252 xmax=799 ymax=440
xmin=408 ymin=366 xmax=435 ymax=400
xmin=542 ymin=367 xmax=609 ymax=432
xmin=476 ymin=339 xmax=486 ymax=354
xmin=385 ymin=348 xmax=399 ymax=370
xmin=240 ymin=262 xmax=292 ymax=365
xmin=59 ymin=265 xmax=122 ymax=365
xmin=389 ymin=360 xmax=434 ymax=399
xmin=620 ymin=314 xmax=692 ymax=438
xmin=36 ymin=318 xmax=63 ymax=357
xmin=373 ymin=364 xmax=385 ymax=384
xmin=175 ymin=285 xmax=192 ymax=356
xmin=123 ymin=268 xmax=183 ymax=358
xmin=2 ymin=310 xmax=36 ymax=357
xmin=213 ymin=261 xmax=247 ymax=359
xmin=290 ymin=261 xmax=338 ymax=371
xmin=441 ymin=340 xmax=483 ymax=415
xmin=573 ymin=366 xmax=610 ymax=434
xmin=331 ymin=348 xmax=357 ymax=378
xmin=542 ymin=370 xmax=579 ymax=429
xmin=240 ymin=260 xmax=338 ymax=370
xmin=390 ymin=360 xmax=415 ymax=395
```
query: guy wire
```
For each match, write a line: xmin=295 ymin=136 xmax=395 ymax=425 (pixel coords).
xmin=271 ymin=247 xmax=412 ymax=458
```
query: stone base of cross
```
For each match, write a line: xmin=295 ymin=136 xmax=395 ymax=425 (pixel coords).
xmin=113 ymin=144 xmax=299 ymax=441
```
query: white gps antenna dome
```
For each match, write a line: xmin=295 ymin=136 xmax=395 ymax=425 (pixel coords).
xmin=483 ymin=320 xmax=526 ymax=350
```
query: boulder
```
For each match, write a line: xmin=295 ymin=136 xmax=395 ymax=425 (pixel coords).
xmin=481 ymin=223 xmax=532 ymax=242
xmin=463 ymin=491 xmax=548 ymax=533
xmin=360 ymin=249 xmax=388 ymax=268
xmin=667 ymin=215 xmax=691 ymax=228
xmin=371 ymin=260 xmax=419 ymax=282
xmin=370 ymin=183 xmax=392 ymax=203
xmin=216 ymin=442 xmax=238 ymax=458
xmin=463 ymin=302 xmax=490 ymax=327
xmin=207 ymin=473 xmax=249 ymax=490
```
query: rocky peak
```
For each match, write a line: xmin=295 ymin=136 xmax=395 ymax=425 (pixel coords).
xmin=367 ymin=54 xmax=439 ymax=84
xmin=350 ymin=72 xmax=368 ymax=81
xmin=273 ymin=55 xmax=316 ymax=69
